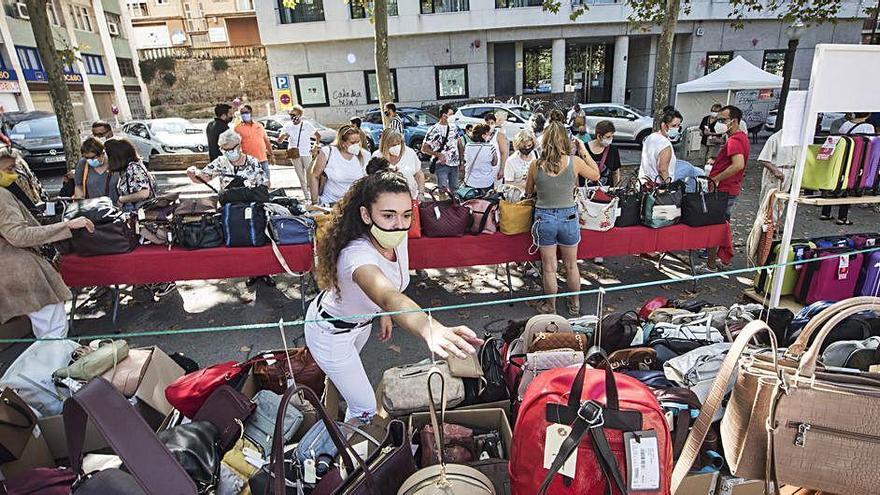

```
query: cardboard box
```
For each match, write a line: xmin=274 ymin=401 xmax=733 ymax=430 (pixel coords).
xmin=676 ymin=471 xmax=719 ymax=495
xmin=408 ymin=408 xmax=512 ymax=460
xmin=0 ymin=316 xmax=31 ymax=351
xmin=1 ymin=427 xmax=56 ymax=477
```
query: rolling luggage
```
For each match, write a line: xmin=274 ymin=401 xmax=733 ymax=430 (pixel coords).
xmin=801 ymin=138 xmax=852 ymax=191
xmin=794 ymin=248 xmax=865 ymax=304
xmin=858 ymin=250 xmax=880 ymax=297
xmin=754 ymin=240 xmax=814 ymax=296
xmin=865 ymin=136 xmax=880 ymax=192
xmin=846 ymin=135 xmax=869 ymax=193
xmin=222 ymin=202 xmax=268 ymax=247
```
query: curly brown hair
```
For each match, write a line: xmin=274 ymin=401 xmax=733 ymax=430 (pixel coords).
xmin=315 ymin=170 xmax=411 ymax=293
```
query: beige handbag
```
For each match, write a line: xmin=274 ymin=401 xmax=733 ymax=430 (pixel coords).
xmin=446 ymin=353 xmax=483 ymax=379
xmin=672 ymin=297 xmax=880 ymax=495
xmin=397 ymin=369 xmax=495 ymax=495
xmin=522 ymin=314 xmax=573 ymax=353
xmin=381 ymin=362 xmax=464 ymax=416
xmin=53 ymin=340 xmax=129 ymax=381
xmin=102 ymin=348 xmax=153 ymax=397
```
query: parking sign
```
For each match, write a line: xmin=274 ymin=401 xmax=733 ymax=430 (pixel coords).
xmin=275 ymin=75 xmax=290 ymax=90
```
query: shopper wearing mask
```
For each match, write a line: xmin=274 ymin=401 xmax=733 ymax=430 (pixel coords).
xmin=311 ymin=124 xmax=369 ymax=206
xmin=234 ymin=105 xmax=275 ymax=187
xmin=639 ymin=110 xmax=682 ymax=183
xmin=106 ymin=138 xmax=156 ymax=212
xmin=421 ymin=104 xmax=464 ymax=191
xmin=483 ymin=112 xmax=509 ymax=175
xmin=584 ymin=120 xmax=621 ymax=188
xmin=504 ymin=131 xmax=538 ymax=189
xmin=310 ymin=169 xmax=481 ymax=422
xmin=820 ymin=112 xmax=875 ymax=225
xmin=278 ymin=105 xmax=321 ymax=203
xmin=206 ymin=103 xmax=234 ymax=162
xmin=74 ymin=137 xmax=119 ymax=202
xmin=187 ymin=129 xmax=268 ymax=192
xmin=384 ymin=102 xmax=405 ymax=135
xmin=372 ymin=130 xmax=424 ymax=199
xmin=463 ymin=123 xmax=500 ymax=194
xmin=699 ymin=104 xmax=724 ymax=166
xmin=0 ymin=147 xmax=94 ymax=338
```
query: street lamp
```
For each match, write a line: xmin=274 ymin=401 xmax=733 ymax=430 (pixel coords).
xmin=775 ymin=20 xmax=806 ymax=132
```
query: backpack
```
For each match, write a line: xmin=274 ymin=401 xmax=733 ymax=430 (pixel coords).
xmin=222 ymin=202 xmax=268 ymax=247
xmin=510 ymin=353 xmax=672 ymax=494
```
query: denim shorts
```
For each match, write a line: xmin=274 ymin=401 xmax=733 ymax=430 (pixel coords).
xmin=533 ymin=206 xmax=581 ymax=248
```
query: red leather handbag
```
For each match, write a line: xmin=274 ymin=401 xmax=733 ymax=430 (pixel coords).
xmin=1 ymin=467 xmax=76 ymax=494
xmin=418 ymin=188 xmax=470 ymax=238
xmin=409 ymin=199 xmax=421 ymax=239
xmin=510 ymin=350 xmax=672 ymax=495
xmin=165 ymin=360 xmax=249 ymax=418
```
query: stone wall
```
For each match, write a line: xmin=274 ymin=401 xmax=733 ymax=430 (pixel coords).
xmin=144 ymin=56 xmax=273 ymax=119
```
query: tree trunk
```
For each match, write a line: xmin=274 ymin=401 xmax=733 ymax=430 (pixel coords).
xmin=652 ymin=0 xmax=681 ymax=128
xmin=373 ymin=0 xmax=393 ymax=128
xmin=26 ymin=0 xmax=82 ymax=172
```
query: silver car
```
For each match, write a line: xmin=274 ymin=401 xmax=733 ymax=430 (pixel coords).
xmin=579 ymin=103 xmax=660 ymax=144
xmin=451 ymin=103 xmax=534 ymax=141
xmin=121 ymin=118 xmax=209 ymax=162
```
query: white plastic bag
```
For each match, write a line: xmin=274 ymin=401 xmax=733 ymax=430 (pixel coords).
xmin=0 ymin=339 xmax=78 ymax=416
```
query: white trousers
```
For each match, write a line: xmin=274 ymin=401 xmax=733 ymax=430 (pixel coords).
xmin=28 ymin=302 xmax=68 ymax=339
xmin=289 ymin=154 xmax=313 ymax=202
xmin=304 ymin=299 xmax=373 ymax=421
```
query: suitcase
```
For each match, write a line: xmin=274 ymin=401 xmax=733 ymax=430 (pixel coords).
xmin=222 ymin=202 xmax=268 ymax=247
xmin=858 ymin=250 xmax=880 ymax=297
xmin=852 ymin=232 xmax=880 ymax=249
xmin=754 ymin=240 xmax=814 ymax=296
xmin=802 ymin=139 xmax=853 ymax=191
xmin=846 ymin=135 xmax=869 ymax=193
xmin=865 ymin=136 xmax=880 ymax=192
xmin=813 ymin=235 xmax=853 ymax=249
xmin=794 ymin=248 xmax=865 ymax=304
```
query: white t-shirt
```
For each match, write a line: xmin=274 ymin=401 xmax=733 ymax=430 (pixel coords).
xmin=320 ymin=146 xmax=367 ymax=205
xmin=320 ymin=236 xmax=410 ymax=321
xmin=639 ymin=132 xmax=677 ymax=182
xmin=464 ymin=142 xmax=498 ymax=188
xmin=839 ymin=121 xmax=875 ymax=135
xmin=281 ymin=120 xmax=317 ymax=156
xmin=504 ymin=151 xmax=537 ymax=187
xmin=372 ymin=147 xmax=420 ymax=198
xmin=758 ymin=131 xmax=797 ymax=169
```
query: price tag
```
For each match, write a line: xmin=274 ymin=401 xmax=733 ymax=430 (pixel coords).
xmin=838 ymin=255 xmax=849 ymax=280
xmin=137 ymin=209 xmax=146 ymax=221
xmin=245 ymin=207 xmax=253 ymax=220
xmin=303 ymin=459 xmax=317 ymax=483
xmin=434 ymin=206 xmax=441 ymax=220
xmin=868 ymin=238 xmax=876 ymax=247
xmin=624 ymin=430 xmax=660 ymax=491
xmin=45 ymin=202 xmax=55 ymax=216
xmin=543 ymin=424 xmax=577 ymax=479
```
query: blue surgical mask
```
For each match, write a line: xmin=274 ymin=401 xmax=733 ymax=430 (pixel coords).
xmin=224 ymin=149 xmax=241 ymax=161
xmin=87 ymin=158 xmax=102 ymax=168
xmin=241 ymin=113 xmax=252 ymax=123
xmin=666 ymin=127 xmax=681 ymax=140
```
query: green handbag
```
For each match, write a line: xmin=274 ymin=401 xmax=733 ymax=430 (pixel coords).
xmin=54 ymin=340 xmax=129 ymax=381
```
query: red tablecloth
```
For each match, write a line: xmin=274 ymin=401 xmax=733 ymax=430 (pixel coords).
xmin=408 ymin=223 xmax=731 ymax=270
xmin=60 ymin=244 xmax=314 ymax=288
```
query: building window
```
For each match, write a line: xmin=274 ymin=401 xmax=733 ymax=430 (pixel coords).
xmin=523 ymin=46 xmax=551 ymax=94
xmin=15 ymin=46 xmax=42 ymax=72
xmin=364 ymin=69 xmax=398 ymax=104
xmin=128 ymin=2 xmax=149 ymax=17
xmin=495 ymin=0 xmax=541 ymax=8
xmin=421 ymin=0 xmax=468 ymax=14
xmin=70 ymin=5 xmax=94 ymax=32
xmin=106 ymin=12 xmax=123 ymax=37
xmin=235 ymin=0 xmax=254 ymax=11
xmin=278 ymin=0 xmax=325 ymax=23
xmin=117 ymin=58 xmax=136 ymax=78
xmin=156 ymin=0 xmax=169 ymax=4
xmin=294 ymin=74 xmax=329 ymax=107
xmin=704 ymin=51 xmax=733 ymax=75
xmin=350 ymin=0 xmax=398 ymax=19
xmin=56 ymin=51 xmax=77 ymax=74
xmin=46 ymin=0 xmax=64 ymax=26
xmin=435 ymin=65 xmax=468 ymax=99
xmin=83 ymin=54 xmax=106 ymax=75
xmin=761 ymin=49 xmax=787 ymax=77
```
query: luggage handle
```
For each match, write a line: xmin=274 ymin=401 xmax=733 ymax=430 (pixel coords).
xmin=796 ymin=297 xmax=880 ymax=379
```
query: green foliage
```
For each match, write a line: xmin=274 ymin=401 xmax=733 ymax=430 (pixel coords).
xmin=140 ymin=57 xmax=177 ymax=84
xmin=140 ymin=60 xmax=157 ymax=83
xmin=154 ymin=57 xmax=176 ymax=72
xmin=211 ymin=58 xmax=229 ymax=71
xmin=161 ymin=72 xmax=177 ymax=87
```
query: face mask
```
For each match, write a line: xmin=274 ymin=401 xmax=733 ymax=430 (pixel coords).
xmin=714 ymin=122 xmax=729 ymax=135
xmin=87 ymin=158 xmax=102 ymax=168
xmin=290 ymin=115 xmax=301 ymax=124
xmin=241 ymin=113 xmax=252 ymax=123
xmin=347 ymin=143 xmax=362 ymax=156
xmin=520 ymin=146 xmax=534 ymax=156
xmin=370 ymin=222 xmax=408 ymax=249
xmin=0 ymin=171 xmax=19 ymax=188
xmin=224 ymin=149 xmax=241 ymax=162
xmin=389 ymin=144 xmax=402 ymax=157
xmin=601 ymin=138 xmax=613 ymax=147
xmin=710 ymin=112 xmax=718 ymax=118
xmin=666 ymin=127 xmax=681 ymax=140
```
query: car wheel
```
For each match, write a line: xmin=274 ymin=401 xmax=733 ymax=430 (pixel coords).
xmin=636 ymin=130 xmax=651 ymax=146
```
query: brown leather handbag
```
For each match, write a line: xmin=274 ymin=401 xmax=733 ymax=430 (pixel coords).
xmin=192 ymin=385 xmax=256 ymax=452
xmin=252 ymin=348 xmax=326 ymax=396
xmin=419 ymin=423 xmax=475 ymax=467
xmin=175 ymin=196 xmax=218 ymax=216
xmin=0 ymin=388 xmax=37 ymax=463
xmin=418 ymin=188 xmax=471 ymax=238
xmin=606 ymin=347 xmax=658 ymax=371
xmin=101 ymin=347 xmax=154 ymax=397
xmin=70 ymin=213 xmax=138 ymax=256
xmin=529 ymin=332 xmax=587 ymax=353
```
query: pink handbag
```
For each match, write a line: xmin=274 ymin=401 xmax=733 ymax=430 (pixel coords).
xmin=462 ymin=198 xmax=498 ymax=235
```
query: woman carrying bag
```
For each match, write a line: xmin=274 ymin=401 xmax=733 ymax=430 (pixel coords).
xmin=309 ymin=168 xmax=482 ymax=423
xmin=310 ymin=124 xmax=369 ymax=206
xmin=583 ymin=120 xmax=621 ymax=188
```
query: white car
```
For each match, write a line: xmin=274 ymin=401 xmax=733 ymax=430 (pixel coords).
xmin=579 ymin=103 xmax=663 ymax=144
xmin=450 ymin=103 xmax=534 ymax=141
xmin=121 ymin=118 xmax=209 ymax=162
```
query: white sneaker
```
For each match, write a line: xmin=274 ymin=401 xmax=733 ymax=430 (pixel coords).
xmin=593 ymin=257 xmax=604 ymax=265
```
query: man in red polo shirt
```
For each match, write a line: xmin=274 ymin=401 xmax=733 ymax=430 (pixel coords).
xmin=706 ymin=105 xmax=749 ymax=271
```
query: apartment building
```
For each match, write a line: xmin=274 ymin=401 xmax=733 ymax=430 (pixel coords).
xmin=127 ymin=0 xmax=259 ymax=49
xmin=0 ymin=0 xmax=150 ymax=121
xmin=255 ymin=0 xmax=867 ymax=125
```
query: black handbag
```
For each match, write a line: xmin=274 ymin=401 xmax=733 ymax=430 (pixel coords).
xmin=220 ymin=182 xmax=270 ymax=205
xmin=62 ymin=197 xmax=119 ymax=225
xmin=222 ymin=202 xmax=268 ymax=247
xmin=612 ymin=177 xmax=642 ymax=227
xmin=478 ymin=334 xmax=509 ymax=403
xmin=155 ymin=421 xmax=222 ymax=494
xmin=641 ymin=178 xmax=685 ymax=228
xmin=680 ymin=177 xmax=729 ymax=227
xmin=173 ymin=214 xmax=225 ymax=249
xmin=596 ymin=311 xmax=642 ymax=353
xmin=74 ymin=469 xmax=146 ymax=494
xmin=69 ymin=213 xmax=138 ymax=256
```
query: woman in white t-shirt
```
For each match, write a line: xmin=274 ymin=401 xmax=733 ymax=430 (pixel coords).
xmin=639 ymin=110 xmax=682 ymax=184
xmin=463 ymin=123 xmax=499 ymax=192
xmin=309 ymin=170 xmax=481 ymax=422
xmin=310 ymin=124 xmax=369 ymax=205
xmin=372 ymin=130 xmax=424 ymax=199
xmin=504 ymin=130 xmax=538 ymax=188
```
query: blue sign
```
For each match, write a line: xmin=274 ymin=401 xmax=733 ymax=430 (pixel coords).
xmin=21 ymin=68 xmax=82 ymax=83
xmin=0 ymin=69 xmax=17 ymax=81
xmin=275 ymin=75 xmax=289 ymax=90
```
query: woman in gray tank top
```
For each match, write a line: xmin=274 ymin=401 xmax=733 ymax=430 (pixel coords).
xmin=525 ymin=121 xmax=599 ymax=315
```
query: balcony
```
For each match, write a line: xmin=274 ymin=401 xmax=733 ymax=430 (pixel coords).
xmin=128 ymin=2 xmax=149 ymax=18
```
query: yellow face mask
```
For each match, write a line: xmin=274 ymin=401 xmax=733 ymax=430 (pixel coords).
xmin=0 ymin=171 xmax=19 ymax=188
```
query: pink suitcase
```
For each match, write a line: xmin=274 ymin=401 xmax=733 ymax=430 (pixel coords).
xmin=865 ymin=136 xmax=880 ymax=192
xmin=795 ymin=248 xmax=865 ymax=304
xmin=846 ymin=136 xmax=868 ymax=192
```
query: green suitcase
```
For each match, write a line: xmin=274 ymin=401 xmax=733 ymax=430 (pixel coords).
xmin=754 ymin=240 xmax=815 ymax=296
xmin=802 ymin=138 xmax=853 ymax=191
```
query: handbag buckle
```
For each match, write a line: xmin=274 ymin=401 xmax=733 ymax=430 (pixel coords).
xmin=577 ymin=400 xmax=604 ymax=428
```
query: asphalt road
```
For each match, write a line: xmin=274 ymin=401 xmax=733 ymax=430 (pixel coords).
xmin=3 ymin=137 xmax=876 ymax=387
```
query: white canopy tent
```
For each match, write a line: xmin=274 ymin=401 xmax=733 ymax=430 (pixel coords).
xmin=674 ymin=56 xmax=790 ymax=129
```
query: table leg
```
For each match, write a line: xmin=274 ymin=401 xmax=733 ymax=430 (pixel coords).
xmin=299 ymin=274 xmax=306 ymax=316
xmin=689 ymin=249 xmax=697 ymax=291
xmin=69 ymin=288 xmax=80 ymax=333
xmin=506 ymin=262 xmax=514 ymax=306
xmin=111 ymin=285 xmax=121 ymax=334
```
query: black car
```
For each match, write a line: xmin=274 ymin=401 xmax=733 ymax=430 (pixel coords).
xmin=2 ymin=111 xmax=66 ymax=171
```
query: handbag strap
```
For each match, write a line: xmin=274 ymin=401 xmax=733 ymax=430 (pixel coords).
xmin=597 ymin=146 xmax=609 ymax=173
xmin=195 ymin=175 xmax=221 ymax=195
xmin=63 ymin=377 xmax=198 ymax=494
xmin=785 ymin=297 xmax=872 ymax=358
xmin=796 ymin=297 xmax=880 ymax=378
xmin=670 ymin=321 xmax=779 ymax=493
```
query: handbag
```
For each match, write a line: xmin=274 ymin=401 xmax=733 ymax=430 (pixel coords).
xmin=398 ymin=370 xmax=495 ymax=494
xmin=612 ymin=176 xmax=642 ymax=227
xmin=62 ymin=196 xmax=119 ymax=225
xmin=193 ymin=385 xmax=256 ymax=453
xmin=513 ymin=349 xmax=584 ymax=402
xmin=607 ymin=346 xmax=658 ymax=371
xmin=0 ymin=388 xmax=37 ymax=463
xmin=222 ymin=202 xmax=269 ymax=247
xmin=641 ymin=179 xmax=684 ymax=229
xmin=101 ymin=347 xmax=153 ymax=397
xmin=419 ymin=188 xmax=471 ymax=238
xmin=175 ymin=196 xmax=218 ymax=216
xmin=173 ymin=213 xmax=225 ymax=249
xmin=462 ymin=198 xmax=498 ymax=235
xmin=54 ymin=340 xmax=129 ymax=382
xmin=478 ymin=334 xmax=509 ymax=403
xmin=165 ymin=360 xmax=251 ymax=418
xmin=419 ymin=422 xmax=475 ymax=466
xmin=596 ymin=311 xmax=642 ymax=353
xmin=251 ymin=348 xmax=326 ymax=396
xmin=268 ymin=213 xmax=314 ymax=245
xmin=244 ymin=390 xmax=304 ymax=457
xmin=382 ymin=361 xmax=465 ymax=416
xmin=577 ymin=188 xmax=619 ymax=232
xmin=1 ymin=467 xmax=77 ymax=494
xmin=498 ymin=198 xmax=534 ymax=235
xmin=528 ymin=332 xmax=587 ymax=353
xmin=70 ymin=213 xmax=138 ymax=256
xmin=156 ymin=421 xmax=223 ymax=494
xmin=680 ymin=177 xmax=729 ymax=227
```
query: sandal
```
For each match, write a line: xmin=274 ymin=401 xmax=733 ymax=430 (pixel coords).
xmin=528 ymin=299 xmax=556 ymax=314
xmin=836 ymin=219 xmax=854 ymax=226
xmin=567 ymin=298 xmax=580 ymax=317
xmin=819 ymin=214 xmax=832 ymax=220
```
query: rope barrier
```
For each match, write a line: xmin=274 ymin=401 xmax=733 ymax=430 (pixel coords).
xmin=2 ymin=244 xmax=879 ymax=344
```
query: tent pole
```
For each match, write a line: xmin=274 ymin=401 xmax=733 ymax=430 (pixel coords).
xmin=726 ymin=89 xmax=731 ymax=104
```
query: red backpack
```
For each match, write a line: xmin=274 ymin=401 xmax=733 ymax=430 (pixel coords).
xmin=510 ymin=352 xmax=672 ymax=495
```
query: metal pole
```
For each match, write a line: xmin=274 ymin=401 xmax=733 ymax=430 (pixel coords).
xmin=775 ymin=38 xmax=799 ymax=131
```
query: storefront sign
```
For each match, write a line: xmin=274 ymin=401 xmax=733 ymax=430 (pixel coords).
xmin=0 ymin=81 xmax=20 ymax=93
xmin=21 ymin=68 xmax=83 ymax=84
xmin=0 ymin=69 xmax=18 ymax=81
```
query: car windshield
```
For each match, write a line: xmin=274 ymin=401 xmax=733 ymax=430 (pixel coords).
xmin=507 ymin=106 xmax=533 ymax=121
xmin=622 ymin=105 xmax=648 ymax=117
xmin=150 ymin=119 xmax=196 ymax=135
xmin=9 ymin=117 xmax=59 ymax=139
xmin=405 ymin=110 xmax=438 ymax=126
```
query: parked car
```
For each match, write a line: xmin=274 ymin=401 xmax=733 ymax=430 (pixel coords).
xmin=1 ymin=111 xmax=66 ymax=171
xmin=360 ymin=107 xmax=439 ymax=157
xmin=578 ymin=103 xmax=671 ymax=144
xmin=258 ymin=115 xmax=335 ymax=150
xmin=450 ymin=103 xmax=533 ymax=141
xmin=121 ymin=118 xmax=209 ymax=161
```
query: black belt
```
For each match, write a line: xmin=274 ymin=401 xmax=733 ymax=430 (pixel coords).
xmin=314 ymin=292 xmax=372 ymax=333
